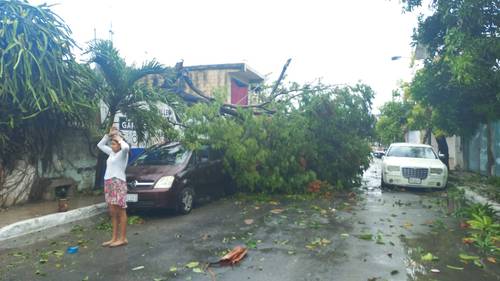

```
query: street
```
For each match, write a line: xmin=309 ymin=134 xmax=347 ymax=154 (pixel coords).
xmin=1 ymin=161 xmax=499 ymax=281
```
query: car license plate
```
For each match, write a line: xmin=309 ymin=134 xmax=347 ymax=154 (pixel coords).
xmin=126 ymin=194 xmax=138 ymax=202
xmin=408 ymin=178 xmax=421 ymax=184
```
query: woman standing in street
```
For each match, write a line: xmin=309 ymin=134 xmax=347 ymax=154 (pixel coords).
xmin=97 ymin=127 xmax=130 ymax=247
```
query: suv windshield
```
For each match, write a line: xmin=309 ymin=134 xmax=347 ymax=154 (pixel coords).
xmin=386 ymin=146 xmax=437 ymax=159
xmin=132 ymin=145 xmax=189 ymax=166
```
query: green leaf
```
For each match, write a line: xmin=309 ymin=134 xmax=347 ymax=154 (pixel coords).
xmin=473 ymin=259 xmax=484 ymax=268
xmin=459 ymin=254 xmax=480 ymax=261
xmin=357 ymin=234 xmax=373 ymax=240
xmin=446 ymin=265 xmax=464 ymax=270
xmin=421 ymin=253 xmax=439 ymax=261
xmin=192 ymin=267 xmax=203 ymax=273
xmin=185 ymin=262 xmax=199 ymax=269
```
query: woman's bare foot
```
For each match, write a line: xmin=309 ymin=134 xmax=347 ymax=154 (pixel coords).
xmin=102 ymin=240 xmax=116 ymax=247
xmin=109 ymin=239 xmax=128 ymax=248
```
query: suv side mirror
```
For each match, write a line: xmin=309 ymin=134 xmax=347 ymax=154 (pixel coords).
xmin=438 ymin=153 xmax=445 ymax=159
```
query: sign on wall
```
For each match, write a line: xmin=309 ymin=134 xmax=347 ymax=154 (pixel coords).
xmin=111 ymin=103 xmax=180 ymax=148
xmin=119 ymin=117 xmax=135 ymax=131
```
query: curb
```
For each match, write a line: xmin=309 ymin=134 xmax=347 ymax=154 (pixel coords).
xmin=456 ymin=186 xmax=500 ymax=213
xmin=0 ymin=202 xmax=107 ymax=242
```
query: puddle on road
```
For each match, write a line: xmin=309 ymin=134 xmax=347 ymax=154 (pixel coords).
xmin=361 ymin=161 xmax=500 ymax=281
xmin=361 ymin=160 xmax=384 ymax=197
xmin=402 ymin=227 xmax=500 ymax=281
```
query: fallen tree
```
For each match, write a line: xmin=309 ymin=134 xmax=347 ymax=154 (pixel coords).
xmin=178 ymin=74 xmax=376 ymax=193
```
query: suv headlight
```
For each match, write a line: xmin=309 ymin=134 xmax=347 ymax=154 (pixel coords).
xmin=430 ymin=168 xmax=443 ymax=175
xmin=154 ymin=176 xmax=175 ymax=189
xmin=387 ymin=165 xmax=400 ymax=172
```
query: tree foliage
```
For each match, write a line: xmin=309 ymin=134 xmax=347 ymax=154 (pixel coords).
xmin=376 ymin=95 xmax=412 ymax=146
xmin=183 ymin=83 xmax=375 ymax=193
xmin=404 ymin=0 xmax=500 ymax=130
xmin=86 ymin=40 xmax=179 ymax=143
xmin=0 ymin=0 xmax=96 ymax=169
xmin=402 ymin=0 xmax=500 ymax=174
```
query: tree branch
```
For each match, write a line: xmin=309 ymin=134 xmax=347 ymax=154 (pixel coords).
xmin=270 ymin=58 xmax=292 ymax=97
xmin=174 ymin=59 xmax=294 ymax=115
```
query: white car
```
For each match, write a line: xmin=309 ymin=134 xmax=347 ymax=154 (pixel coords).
xmin=381 ymin=143 xmax=448 ymax=189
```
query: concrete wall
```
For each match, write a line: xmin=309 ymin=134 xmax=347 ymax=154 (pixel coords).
xmin=0 ymin=129 xmax=97 ymax=207
xmin=407 ymin=131 xmax=421 ymax=144
xmin=464 ymin=122 xmax=500 ymax=176
xmin=40 ymin=129 xmax=97 ymax=192
xmin=185 ymin=69 xmax=232 ymax=103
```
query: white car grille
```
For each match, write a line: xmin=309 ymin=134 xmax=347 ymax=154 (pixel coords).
xmin=127 ymin=180 xmax=155 ymax=190
xmin=401 ymin=168 xmax=428 ymax=179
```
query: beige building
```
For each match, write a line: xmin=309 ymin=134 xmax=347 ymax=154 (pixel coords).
xmin=183 ymin=63 xmax=264 ymax=105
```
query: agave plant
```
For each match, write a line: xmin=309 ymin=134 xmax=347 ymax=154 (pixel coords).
xmin=0 ymin=0 xmax=96 ymax=169
xmin=466 ymin=213 xmax=500 ymax=255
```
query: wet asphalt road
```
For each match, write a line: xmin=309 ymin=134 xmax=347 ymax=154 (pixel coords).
xmin=1 ymin=161 xmax=499 ymax=281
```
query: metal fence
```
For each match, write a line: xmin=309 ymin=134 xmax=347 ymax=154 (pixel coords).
xmin=464 ymin=121 xmax=500 ymax=176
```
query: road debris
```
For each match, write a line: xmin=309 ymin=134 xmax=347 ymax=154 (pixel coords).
xmin=421 ymin=252 xmax=439 ymax=261
xmin=209 ymin=246 xmax=248 ymax=267
xmin=132 ymin=265 xmax=144 ymax=271
xmin=446 ymin=265 xmax=464 ymax=270
xmin=66 ymin=246 xmax=79 ymax=254
xmin=430 ymin=268 xmax=440 ymax=273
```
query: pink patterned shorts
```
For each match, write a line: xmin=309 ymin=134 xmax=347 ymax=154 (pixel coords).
xmin=104 ymin=178 xmax=127 ymax=208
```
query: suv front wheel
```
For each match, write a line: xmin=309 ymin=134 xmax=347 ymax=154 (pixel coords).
xmin=177 ymin=187 xmax=195 ymax=214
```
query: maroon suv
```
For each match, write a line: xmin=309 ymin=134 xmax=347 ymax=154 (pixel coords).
xmin=125 ymin=143 xmax=230 ymax=214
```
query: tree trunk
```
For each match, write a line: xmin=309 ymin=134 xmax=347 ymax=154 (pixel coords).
xmin=486 ymin=121 xmax=495 ymax=176
xmin=423 ymin=128 xmax=432 ymax=145
xmin=436 ymin=136 xmax=449 ymax=170
xmin=0 ymin=161 xmax=38 ymax=208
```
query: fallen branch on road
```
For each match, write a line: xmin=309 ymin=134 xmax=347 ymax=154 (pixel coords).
xmin=208 ymin=245 xmax=248 ymax=267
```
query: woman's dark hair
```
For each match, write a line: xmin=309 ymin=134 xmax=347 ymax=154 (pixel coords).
xmin=111 ymin=137 xmax=132 ymax=159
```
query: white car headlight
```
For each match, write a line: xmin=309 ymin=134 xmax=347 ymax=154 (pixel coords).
xmin=387 ymin=165 xmax=400 ymax=172
xmin=154 ymin=176 xmax=175 ymax=189
xmin=430 ymin=168 xmax=443 ymax=175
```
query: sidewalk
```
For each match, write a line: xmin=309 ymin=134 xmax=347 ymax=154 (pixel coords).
xmin=0 ymin=194 xmax=106 ymax=244
xmin=448 ymin=170 xmax=500 ymax=213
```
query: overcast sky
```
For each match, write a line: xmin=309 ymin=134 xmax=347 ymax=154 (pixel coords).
xmin=33 ymin=0 xmax=424 ymax=111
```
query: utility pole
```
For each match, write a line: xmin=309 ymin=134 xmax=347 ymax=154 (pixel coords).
xmin=109 ymin=22 xmax=114 ymax=42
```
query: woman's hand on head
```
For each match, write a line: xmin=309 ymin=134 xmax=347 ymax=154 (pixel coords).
xmin=109 ymin=126 xmax=119 ymax=137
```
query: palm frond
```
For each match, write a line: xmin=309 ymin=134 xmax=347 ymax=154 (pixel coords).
xmin=127 ymin=59 xmax=166 ymax=87
xmin=86 ymin=40 xmax=127 ymax=93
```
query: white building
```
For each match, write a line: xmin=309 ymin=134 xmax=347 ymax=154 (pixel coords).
xmin=405 ymin=130 xmax=464 ymax=170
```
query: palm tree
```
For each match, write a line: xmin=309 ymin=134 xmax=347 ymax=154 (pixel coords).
xmin=87 ymin=40 xmax=173 ymax=140
xmin=86 ymin=40 xmax=175 ymax=187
